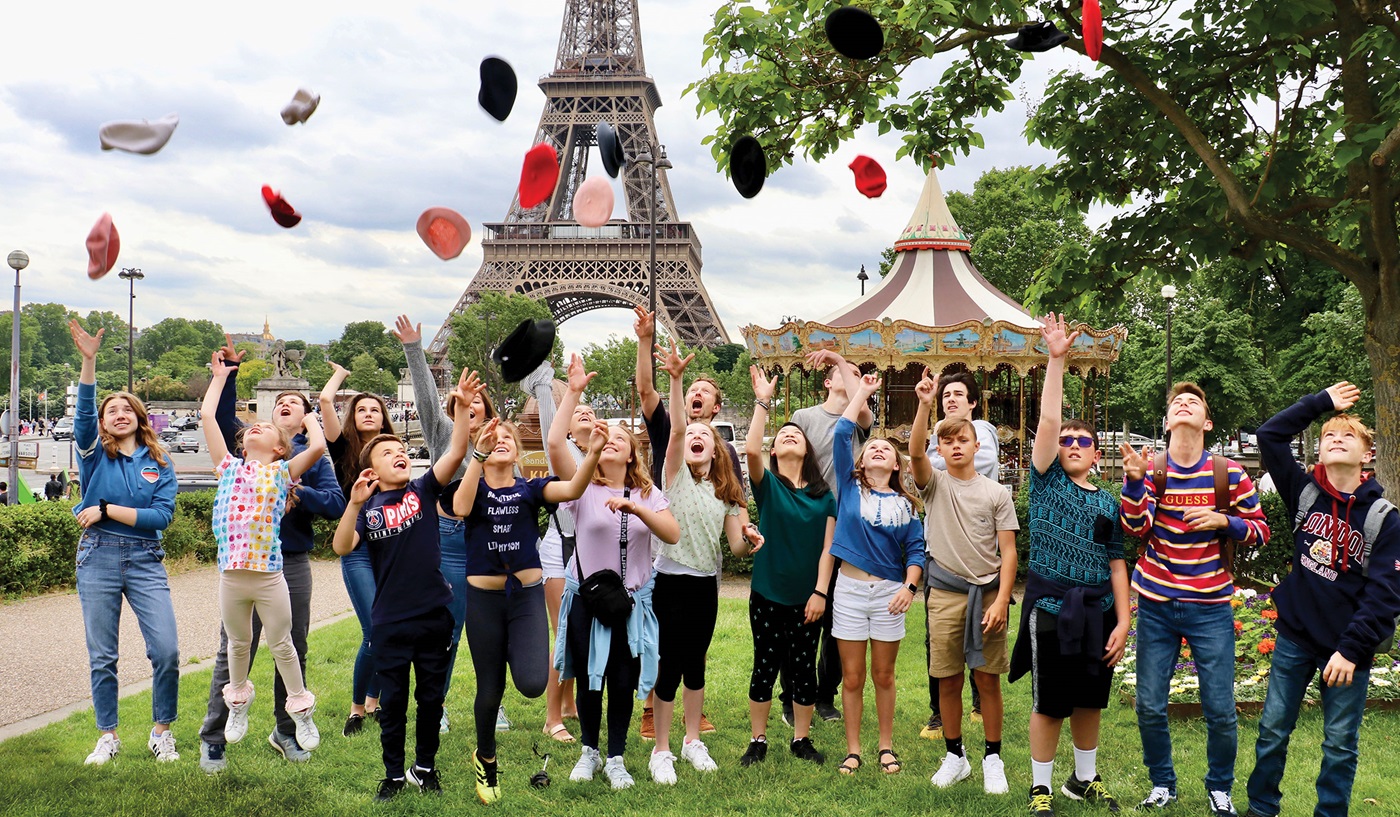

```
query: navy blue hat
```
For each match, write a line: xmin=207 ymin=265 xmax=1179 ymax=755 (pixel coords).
xmin=1006 ymin=21 xmax=1070 ymax=53
xmin=825 ymin=7 xmax=883 ymax=60
xmin=478 ymin=57 xmax=518 ymax=122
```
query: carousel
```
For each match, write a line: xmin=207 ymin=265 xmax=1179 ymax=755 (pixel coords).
xmin=742 ymin=166 xmax=1127 ymax=484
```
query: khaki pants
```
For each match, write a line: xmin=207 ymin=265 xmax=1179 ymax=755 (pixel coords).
xmin=219 ymin=569 xmax=311 ymax=710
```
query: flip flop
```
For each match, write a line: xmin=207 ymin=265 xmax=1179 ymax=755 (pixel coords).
xmin=838 ymin=753 xmax=861 ymax=775
xmin=544 ymin=723 xmax=575 ymax=743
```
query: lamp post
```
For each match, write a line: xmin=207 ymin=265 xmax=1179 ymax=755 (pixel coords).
xmin=1161 ymin=284 xmax=1178 ymax=446
xmin=6 ymin=250 xmax=29 ymax=505
xmin=631 ymin=143 xmax=672 ymax=378
xmin=118 ymin=268 xmax=144 ymax=393
xmin=858 ymin=264 xmax=869 ymax=296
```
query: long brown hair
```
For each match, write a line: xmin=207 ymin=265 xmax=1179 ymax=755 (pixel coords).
xmin=98 ymin=391 xmax=169 ymax=467
xmin=854 ymin=436 xmax=923 ymax=514
xmin=337 ymin=393 xmax=396 ymax=486
xmin=684 ymin=422 xmax=744 ymax=506
xmin=597 ymin=425 xmax=654 ymax=498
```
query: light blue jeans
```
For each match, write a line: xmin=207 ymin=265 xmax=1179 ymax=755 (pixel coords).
xmin=438 ymin=514 xmax=468 ymax=698
xmin=1134 ymin=597 xmax=1237 ymax=793
xmin=341 ymin=546 xmax=380 ymax=705
xmin=76 ymin=531 xmax=180 ymax=731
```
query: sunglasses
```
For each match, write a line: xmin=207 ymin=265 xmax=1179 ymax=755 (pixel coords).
xmin=1058 ymin=435 xmax=1095 ymax=449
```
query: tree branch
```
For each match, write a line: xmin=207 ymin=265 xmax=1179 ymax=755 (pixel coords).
xmin=1371 ymin=119 xmax=1400 ymax=168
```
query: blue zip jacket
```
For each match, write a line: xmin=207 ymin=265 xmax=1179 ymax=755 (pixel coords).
xmin=74 ymin=382 xmax=176 ymax=540
xmin=215 ymin=362 xmax=345 ymax=553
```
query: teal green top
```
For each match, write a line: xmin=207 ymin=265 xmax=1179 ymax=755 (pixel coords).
xmin=751 ymin=468 xmax=837 ymax=607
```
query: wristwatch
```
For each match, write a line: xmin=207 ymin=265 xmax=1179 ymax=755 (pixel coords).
xmin=906 ymin=582 xmax=918 ymax=594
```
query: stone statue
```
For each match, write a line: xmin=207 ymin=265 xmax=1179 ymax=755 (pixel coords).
xmin=269 ymin=340 xmax=304 ymax=378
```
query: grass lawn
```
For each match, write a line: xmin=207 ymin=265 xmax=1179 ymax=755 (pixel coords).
xmin=3 ymin=599 xmax=1398 ymax=816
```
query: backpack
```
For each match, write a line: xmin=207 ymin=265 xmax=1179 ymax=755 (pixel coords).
xmin=1293 ymin=481 xmax=1399 ymax=653
xmin=1141 ymin=453 xmax=1233 ymax=569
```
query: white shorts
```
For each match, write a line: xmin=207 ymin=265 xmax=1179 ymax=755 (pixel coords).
xmin=539 ymin=526 xmax=566 ymax=580
xmin=831 ymin=571 xmax=907 ymax=642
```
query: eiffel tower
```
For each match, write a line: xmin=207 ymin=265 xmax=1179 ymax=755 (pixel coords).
xmin=428 ymin=0 xmax=729 ymax=367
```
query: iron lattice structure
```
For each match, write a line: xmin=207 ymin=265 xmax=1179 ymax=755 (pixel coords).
xmin=428 ymin=0 xmax=729 ymax=368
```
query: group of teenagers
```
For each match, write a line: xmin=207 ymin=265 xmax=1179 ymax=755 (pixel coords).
xmin=66 ymin=303 xmax=1399 ymax=817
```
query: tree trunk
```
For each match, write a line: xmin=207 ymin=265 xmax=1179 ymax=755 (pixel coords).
xmin=1364 ymin=289 xmax=1400 ymax=492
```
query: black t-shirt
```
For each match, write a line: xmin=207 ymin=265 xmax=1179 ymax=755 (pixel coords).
xmin=327 ymin=435 xmax=359 ymax=495
xmin=642 ymin=402 xmax=744 ymax=488
xmin=355 ymin=469 xmax=453 ymax=626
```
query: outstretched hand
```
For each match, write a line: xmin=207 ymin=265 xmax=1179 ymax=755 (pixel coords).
xmin=391 ymin=314 xmax=421 ymax=346
xmin=803 ymin=349 xmax=845 ymax=371
xmin=854 ymin=372 xmax=881 ymax=400
xmin=219 ymin=333 xmax=248 ymax=365
xmin=654 ymin=338 xmax=693 ymax=379
xmin=329 ymin=361 xmax=350 ymax=378
xmin=69 ymin=319 xmax=104 ymax=359
xmin=473 ymin=417 xmax=500 ymax=457
xmin=914 ymin=367 xmax=938 ymax=406
xmin=750 ymin=365 xmax=777 ymax=403
xmin=1039 ymin=312 xmax=1080 ymax=359
xmin=567 ymin=353 xmax=598 ymax=394
xmin=586 ymin=420 xmax=610 ymax=454
xmin=1325 ymin=381 xmax=1361 ymax=412
xmin=209 ymin=350 xmax=237 ymax=379
xmin=1120 ymin=444 xmax=1152 ymax=481
xmin=633 ymin=306 xmax=655 ymax=339
xmin=349 ymin=469 xmax=379 ymax=505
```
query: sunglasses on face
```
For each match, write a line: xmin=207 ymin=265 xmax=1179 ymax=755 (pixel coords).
xmin=1059 ymin=435 xmax=1095 ymax=449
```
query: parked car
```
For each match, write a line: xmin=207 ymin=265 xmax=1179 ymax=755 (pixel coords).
xmin=172 ymin=433 xmax=201 ymax=454
xmin=51 ymin=417 xmax=74 ymax=441
xmin=171 ymin=415 xmax=200 ymax=431
xmin=158 ymin=428 xmax=180 ymax=443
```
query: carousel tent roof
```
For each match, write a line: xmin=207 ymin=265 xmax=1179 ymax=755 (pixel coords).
xmin=819 ymin=167 xmax=1039 ymax=330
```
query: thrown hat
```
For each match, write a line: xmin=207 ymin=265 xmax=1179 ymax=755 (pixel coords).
xmin=261 ymin=185 xmax=302 ymax=229
xmin=729 ymin=135 xmax=767 ymax=199
xmin=1082 ymin=0 xmax=1103 ymax=61
xmin=574 ymin=177 xmax=614 ymax=228
xmin=99 ymin=113 xmax=179 ymax=155
xmin=280 ymin=88 xmax=321 ymax=125
xmin=478 ymin=57 xmax=517 ymax=122
xmin=1006 ymin=20 xmax=1070 ymax=52
xmin=519 ymin=143 xmax=560 ymax=209
xmin=825 ymin=7 xmax=884 ymax=60
xmin=416 ymin=207 xmax=472 ymax=260
xmin=596 ymin=121 xmax=625 ymax=179
xmin=848 ymin=155 xmax=887 ymax=198
xmin=493 ymin=319 xmax=556 ymax=383
xmin=85 ymin=213 xmax=121 ymax=280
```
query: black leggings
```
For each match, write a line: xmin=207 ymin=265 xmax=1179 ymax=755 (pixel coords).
xmin=653 ymin=572 xmax=718 ymax=702
xmin=748 ymin=590 xmax=822 ymax=705
xmin=566 ymin=598 xmax=639 ymax=758
xmin=463 ymin=583 xmax=549 ymax=758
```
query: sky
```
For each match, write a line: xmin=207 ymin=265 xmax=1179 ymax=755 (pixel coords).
xmin=0 ymin=0 xmax=1088 ymax=359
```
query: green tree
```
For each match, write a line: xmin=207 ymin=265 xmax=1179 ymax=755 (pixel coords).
xmin=581 ymin=335 xmax=641 ymax=414
xmin=347 ymin=352 xmax=396 ymax=397
xmin=328 ymin=321 xmax=406 ymax=375
xmin=446 ymin=292 xmax=563 ymax=407
xmin=137 ymin=318 xmax=225 ymax=362
xmin=235 ymin=358 xmax=272 ymax=400
xmin=712 ymin=343 xmax=746 ymax=373
xmin=21 ymin=303 xmax=79 ymax=368
xmin=1274 ymin=287 xmax=1373 ymax=423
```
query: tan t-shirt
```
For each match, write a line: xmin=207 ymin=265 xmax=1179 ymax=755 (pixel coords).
xmin=919 ymin=468 xmax=1018 ymax=584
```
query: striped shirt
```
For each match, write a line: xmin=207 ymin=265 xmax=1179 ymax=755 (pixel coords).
xmin=1121 ymin=451 xmax=1269 ymax=603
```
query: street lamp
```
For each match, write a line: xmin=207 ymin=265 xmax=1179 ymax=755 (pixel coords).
xmin=631 ymin=143 xmax=672 ymax=378
xmin=7 ymin=250 xmax=29 ymax=505
xmin=1161 ymin=284 xmax=1178 ymax=446
xmin=858 ymin=264 xmax=869 ymax=296
xmin=118 ymin=267 xmax=144 ymax=393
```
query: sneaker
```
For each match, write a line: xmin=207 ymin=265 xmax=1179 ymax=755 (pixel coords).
xmin=931 ymin=752 xmax=972 ymax=788
xmin=971 ymin=705 xmax=984 ymax=724
xmin=376 ymin=778 xmax=406 ymax=801
xmin=816 ymin=701 xmax=842 ymax=722
xmin=781 ymin=700 xmax=794 ymax=727
xmin=407 ymin=764 xmax=442 ymax=794
xmin=570 ymin=746 xmax=603 ymax=782
xmin=473 ymin=751 xmax=500 ymax=804
xmin=603 ymin=755 xmax=634 ymax=790
xmin=199 ymin=741 xmax=226 ymax=774
xmin=920 ymin=712 xmax=944 ymax=740
xmin=288 ymin=702 xmax=320 ymax=751
xmin=495 ymin=705 xmax=511 ymax=732
xmin=1063 ymin=774 xmax=1120 ymax=813
xmin=1138 ymin=787 xmax=1178 ymax=809
xmin=224 ymin=687 xmax=255 ymax=744
xmin=148 ymin=729 xmax=179 ymax=762
xmin=649 ymin=750 xmax=678 ymax=785
xmin=1207 ymin=790 xmax=1237 ymax=817
xmin=343 ymin=714 xmax=366 ymax=737
xmin=739 ymin=739 xmax=768 ymax=767
xmin=681 ymin=738 xmax=718 ymax=772
xmin=440 ymin=710 xmax=450 ymax=734
xmin=790 ymin=737 xmax=825 ymax=765
xmin=85 ymin=733 xmax=121 ymax=765
xmin=268 ymin=730 xmax=310 ymax=762
xmin=699 ymin=713 xmax=716 ymax=734
xmin=984 ymin=753 xmax=1009 ymax=795
xmin=639 ymin=707 xmax=655 ymax=741
xmin=1030 ymin=784 xmax=1056 ymax=816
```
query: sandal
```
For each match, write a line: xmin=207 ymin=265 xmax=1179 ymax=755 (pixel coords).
xmin=543 ymin=722 xmax=575 ymax=743
xmin=878 ymin=748 xmax=901 ymax=774
xmin=838 ymin=753 xmax=862 ymax=775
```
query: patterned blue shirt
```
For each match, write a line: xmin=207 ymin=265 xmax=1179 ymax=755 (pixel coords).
xmin=1028 ymin=459 xmax=1124 ymax=614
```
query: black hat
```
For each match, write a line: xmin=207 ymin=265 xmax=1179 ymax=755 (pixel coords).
xmin=729 ymin=135 xmax=766 ymax=199
xmin=825 ymin=7 xmax=884 ymax=60
xmin=1006 ymin=21 xmax=1070 ymax=53
xmin=478 ymin=57 xmax=518 ymax=122
xmin=597 ymin=121 xmax=625 ymax=179
xmin=493 ymin=319 xmax=556 ymax=383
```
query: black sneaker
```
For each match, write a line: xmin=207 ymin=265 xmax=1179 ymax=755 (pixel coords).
xmin=1030 ymin=785 xmax=1056 ymax=816
xmin=781 ymin=700 xmax=794 ymax=727
xmin=407 ymin=764 xmax=442 ymax=794
xmin=816 ymin=701 xmax=841 ymax=722
xmin=739 ymin=739 xmax=768 ymax=767
xmin=1063 ymin=774 xmax=1120 ymax=813
xmin=376 ymin=778 xmax=406 ymax=801
xmin=343 ymin=714 xmax=366 ymax=737
xmin=790 ymin=737 xmax=825 ymax=765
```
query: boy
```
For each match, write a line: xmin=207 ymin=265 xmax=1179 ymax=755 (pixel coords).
xmin=1245 ymin=382 xmax=1400 ymax=817
xmin=910 ymin=374 xmax=1018 ymax=795
xmin=332 ymin=369 xmax=476 ymax=801
xmin=1011 ymin=314 xmax=1130 ymax=815
xmin=1120 ymin=383 xmax=1269 ymax=815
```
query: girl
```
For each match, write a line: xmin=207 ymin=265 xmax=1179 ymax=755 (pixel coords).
xmin=205 ymin=351 xmax=327 ymax=752
xmin=647 ymin=341 xmax=762 ymax=784
xmin=319 ymin=362 xmax=398 ymax=734
xmin=739 ymin=366 xmax=837 ymax=767
xmin=451 ymin=413 xmax=608 ymax=804
xmin=69 ymin=320 xmax=181 ymax=765
xmin=827 ymin=373 xmax=925 ymax=776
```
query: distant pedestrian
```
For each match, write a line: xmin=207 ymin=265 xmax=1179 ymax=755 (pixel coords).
xmin=46 ymin=474 xmax=64 ymax=501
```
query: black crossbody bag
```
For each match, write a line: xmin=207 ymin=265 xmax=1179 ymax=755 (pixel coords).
xmin=574 ymin=489 xmax=634 ymax=628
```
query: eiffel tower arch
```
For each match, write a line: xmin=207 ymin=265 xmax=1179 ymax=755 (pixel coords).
xmin=428 ymin=0 xmax=729 ymax=368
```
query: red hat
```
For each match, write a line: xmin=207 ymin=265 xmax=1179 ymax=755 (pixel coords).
xmin=519 ymin=143 xmax=559 ymax=209
xmin=416 ymin=207 xmax=472 ymax=260
xmin=85 ymin=213 xmax=120 ymax=280
xmin=848 ymin=155 xmax=887 ymax=198
xmin=574 ymin=177 xmax=614 ymax=228
xmin=261 ymin=185 xmax=302 ymax=228
xmin=1083 ymin=0 xmax=1103 ymax=61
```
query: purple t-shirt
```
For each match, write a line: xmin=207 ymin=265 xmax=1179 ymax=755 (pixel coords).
xmin=563 ymin=481 xmax=670 ymax=592
xmin=355 ymin=469 xmax=453 ymax=626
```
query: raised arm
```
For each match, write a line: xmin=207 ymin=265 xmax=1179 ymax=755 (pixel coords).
xmin=434 ymin=368 xmax=480 ymax=487
xmin=1033 ymin=313 xmax=1079 ymax=475
xmin=287 ymin=412 xmax=327 ymax=480
xmin=333 ymin=469 xmax=377 ymax=556
xmin=69 ymin=320 xmax=104 ymax=452
xmin=1257 ymin=382 xmax=1359 ymax=513
xmin=318 ymin=362 xmax=351 ymax=443
xmin=547 ymin=354 xmax=596 ymax=481
xmin=633 ymin=306 xmax=662 ymax=419
xmin=657 ymin=338 xmax=694 ymax=488
xmin=524 ymin=358 xmax=561 ymax=470
xmin=542 ymin=420 xmax=608 ymax=503
xmin=909 ymin=367 xmax=937 ymax=489
xmin=1118 ymin=444 xmax=1156 ymax=536
xmin=394 ymin=316 xmax=453 ymax=460
xmin=805 ymin=349 xmax=873 ymax=430
xmin=213 ymin=334 xmax=248 ymax=452
xmin=747 ymin=365 xmax=777 ymax=487
xmin=201 ymin=351 xmax=235 ymax=465
xmin=451 ymin=417 xmax=495 ymax=518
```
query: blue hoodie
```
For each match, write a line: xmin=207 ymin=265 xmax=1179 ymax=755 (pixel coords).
xmin=1258 ymin=390 xmax=1400 ymax=664
xmin=74 ymin=382 xmax=176 ymax=540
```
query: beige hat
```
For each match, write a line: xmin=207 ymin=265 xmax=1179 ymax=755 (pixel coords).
xmin=574 ymin=177 xmax=614 ymax=228
xmin=280 ymin=88 xmax=321 ymax=125
xmin=99 ymin=113 xmax=179 ymax=155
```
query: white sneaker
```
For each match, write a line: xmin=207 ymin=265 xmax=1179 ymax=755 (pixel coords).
xmin=570 ymin=746 xmax=603 ymax=782
xmin=931 ymin=751 xmax=972 ymax=788
xmin=649 ymin=750 xmax=678 ymax=785
xmin=982 ymin=753 xmax=1008 ymax=794
xmin=288 ymin=700 xmax=320 ymax=751
xmin=603 ymin=755 xmax=634 ymax=790
xmin=147 ymin=730 xmax=179 ymax=762
xmin=1207 ymin=789 xmax=1238 ymax=816
xmin=85 ymin=733 xmax=121 ymax=765
xmin=1139 ymin=787 xmax=1178 ymax=809
xmin=680 ymin=738 xmax=718 ymax=772
xmin=223 ymin=686 xmax=255 ymax=744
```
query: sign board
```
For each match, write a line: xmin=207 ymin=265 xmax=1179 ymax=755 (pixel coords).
xmin=520 ymin=449 xmax=550 ymax=480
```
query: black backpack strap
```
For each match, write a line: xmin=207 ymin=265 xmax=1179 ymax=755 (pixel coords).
xmin=618 ymin=489 xmax=630 ymax=586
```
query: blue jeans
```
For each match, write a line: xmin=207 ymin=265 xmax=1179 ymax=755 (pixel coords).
xmin=438 ymin=515 xmax=468 ymax=698
xmin=1134 ymin=597 xmax=1237 ymax=792
xmin=341 ymin=546 xmax=380 ymax=705
xmin=1246 ymin=633 xmax=1369 ymax=817
xmin=76 ymin=531 xmax=181 ymax=731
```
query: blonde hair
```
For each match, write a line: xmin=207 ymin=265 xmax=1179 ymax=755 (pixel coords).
xmin=98 ymin=391 xmax=169 ymax=468
xmin=684 ymin=422 xmax=745 ymax=506
xmin=599 ymin=425 xmax=654 ymax=497
xmin=1321 ymin=413 xmax=1374 ymax=450
xmin=853 ymin=436 xmax=923 ymax=514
